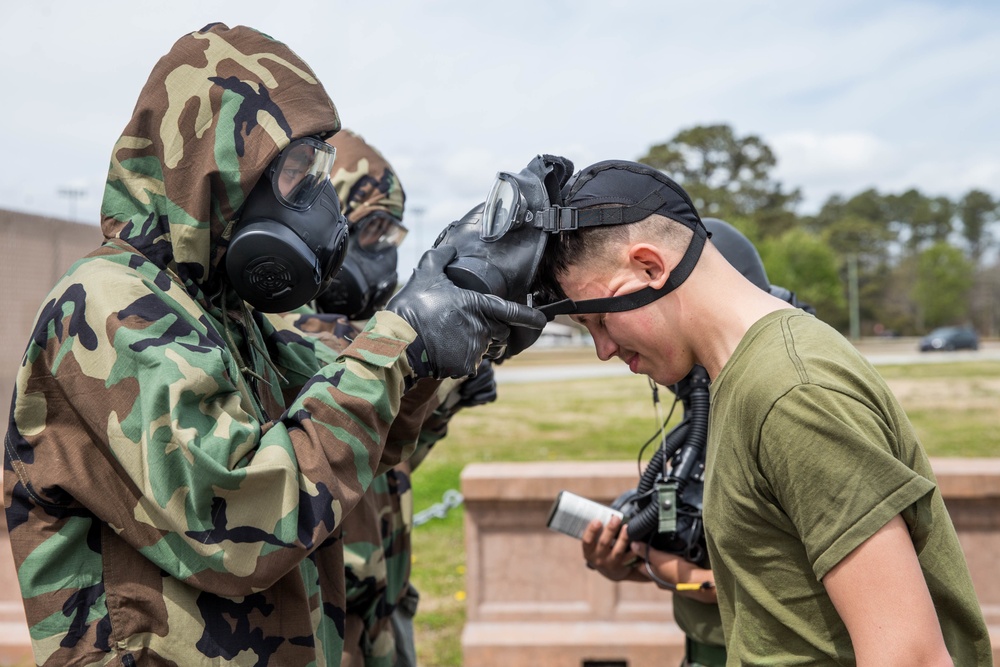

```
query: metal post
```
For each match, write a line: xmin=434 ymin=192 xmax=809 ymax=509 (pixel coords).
xmin=847 ymin=253 xmax=860 ymax=341
xmin=58 ymin=187 xmax=86 ymax=222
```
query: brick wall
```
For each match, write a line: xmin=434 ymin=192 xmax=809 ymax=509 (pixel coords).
xmin=0 ymin=210 xmax=102 ymax=431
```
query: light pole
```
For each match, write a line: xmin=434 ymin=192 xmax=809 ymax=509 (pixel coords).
xmin=847 ymin=253 xmax=860 ymax=341
xmin=58 ymin=187 xmax=86 ymax=222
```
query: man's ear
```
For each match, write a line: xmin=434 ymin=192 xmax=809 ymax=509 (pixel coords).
xmin=627 ymin=243 xmax=672 ymax=289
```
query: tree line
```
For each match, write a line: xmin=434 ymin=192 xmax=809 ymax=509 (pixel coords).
xmin=638 ymin=124 xmax=1000 ymax=338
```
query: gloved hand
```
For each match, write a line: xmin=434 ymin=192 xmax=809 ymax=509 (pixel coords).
xmin=387 ymin=245 xmax=546 ymax=379
xmin=456 ymin=359 xmax=498 ymax=408
xmin=493 ymin=321 xmax=544 ymax=364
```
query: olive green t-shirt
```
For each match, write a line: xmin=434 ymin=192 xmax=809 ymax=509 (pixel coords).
xmin=673 ymin=594 xmax=725 ymax=647
xmin=704 ymin=310 xmax=991 ymax=665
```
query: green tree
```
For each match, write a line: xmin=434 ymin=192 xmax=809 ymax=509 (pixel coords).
xmin=912 ymin=242 xmax=975 ymax=329
xmin=957 ymin=189 xmax=997 ymax=264
xmin=884 ymin=190 xmax=954 ymax=254
xmin=638 ymin=124 xmax=801 ymax=237
xmin=807 ymin=190 xmax=896 ymax=268
xmin=759 ymin=228 xmax=846 ymax=325
xmin=807 ymin=191 xmax=899 ymax=335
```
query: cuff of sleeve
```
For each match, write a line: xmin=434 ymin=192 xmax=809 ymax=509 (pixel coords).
xmin=337 ymin=311 xmax=417 ymax=372
xmin=813 ymin=475 xmax=936 ymax=580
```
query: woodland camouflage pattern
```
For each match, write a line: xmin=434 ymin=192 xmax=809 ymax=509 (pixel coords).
xmin=4 ymin=23 xmax=436 ymax=667
xmin=328 ymin=129 xmax=405 ymax=225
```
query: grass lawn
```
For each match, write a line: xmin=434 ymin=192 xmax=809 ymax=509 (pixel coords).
xmin=409 ymin=359 xmax=1000 ymax=665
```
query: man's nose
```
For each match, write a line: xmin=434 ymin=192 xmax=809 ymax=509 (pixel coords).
xmin=592 ymin=333 xmax=617 ymax=362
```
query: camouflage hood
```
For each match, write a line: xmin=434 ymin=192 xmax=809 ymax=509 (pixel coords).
xmin=329 ymin=128 xmax=405 ymax=225
xmin=100 ymin=22 xmax=341 ymax=306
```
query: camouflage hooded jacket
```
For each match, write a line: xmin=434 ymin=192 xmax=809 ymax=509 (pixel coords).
xmin=3 ymin=24 xmax=433 ymax=667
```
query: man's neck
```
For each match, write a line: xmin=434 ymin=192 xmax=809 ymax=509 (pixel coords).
xmin=686 ymin=259 xmax=794 ymax=380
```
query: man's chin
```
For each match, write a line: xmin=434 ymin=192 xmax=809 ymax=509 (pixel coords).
xmin=652 ymin=369 xmax=689 ymax=388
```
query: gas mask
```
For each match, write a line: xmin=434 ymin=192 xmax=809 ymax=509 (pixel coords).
xmin=315 ymin=211 xmax=408 ymax=320
xmin=226 ymin=137 xmax=349 ymax=313
xmin=439 ymin=158 xmax=709 ymax=322
xmin=437 ymin=154 xmax=574 ymax=302
xmin=430 ymin=154 xmax=574 ymax=359
xmin=613 ymin=365 xmax=712 ymax=569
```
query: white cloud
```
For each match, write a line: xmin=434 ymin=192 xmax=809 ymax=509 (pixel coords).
xmin=769 ymin=131 xmax=897 ymax=211
xmin=772 ymin=131 xmax=892 ymax=174
xmin=893 ymin=157 xmax=1000 ymax=199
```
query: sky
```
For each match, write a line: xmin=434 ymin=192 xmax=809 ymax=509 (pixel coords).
xmin=2 ymin=0 xmax=999 ymax=278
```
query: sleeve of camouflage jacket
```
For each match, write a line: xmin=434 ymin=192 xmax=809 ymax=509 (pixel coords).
xmin=6 ymin=256 xmax=420 ymax=597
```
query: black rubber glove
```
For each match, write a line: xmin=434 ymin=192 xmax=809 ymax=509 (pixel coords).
xmin=457 ymin=359 xmax=498 ymax=408
xmin=387 ymin=245 xmax=547 ymax=379
xmin=493 ymin=322 xmax=544 ymax=364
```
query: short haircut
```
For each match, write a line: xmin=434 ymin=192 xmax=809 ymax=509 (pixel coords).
xmin=533 ymin=213 xmax=693 ymax=304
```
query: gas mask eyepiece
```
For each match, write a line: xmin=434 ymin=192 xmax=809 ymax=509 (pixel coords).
xmin=439 ymin=155 xmax=574 ymax=302
xmin=353 ymin=211 xmax=408 ymax=252
xmin=271 ymin=137 xmax=338 ymax=210
xmin=482 ymin=173 xmax=533 ymax=241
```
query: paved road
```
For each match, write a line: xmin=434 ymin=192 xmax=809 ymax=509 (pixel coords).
xmin=495 ymin=340 xmax=1000 ymax=384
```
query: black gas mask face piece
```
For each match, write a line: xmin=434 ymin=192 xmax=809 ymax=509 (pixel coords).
xmin=315 ymin=211 xmax=406 ymax=320
xmin=432 ymin=154 xmax=574 ymax=361
xmin=438 ymin=154 xmax=574 ymax=303
xmin=315 ymin=235 xmax=399 ymax=321
xmin=226 ymin=138 xmax=349 ymax=313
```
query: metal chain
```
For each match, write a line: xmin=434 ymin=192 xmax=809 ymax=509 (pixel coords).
xmin=413 ymin=489 xmax=464 ymax=527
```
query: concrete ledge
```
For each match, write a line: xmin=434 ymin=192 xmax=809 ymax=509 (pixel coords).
xmin=463 ymin=622 xmax=685 ymax=667
xmin=462 ymin=459 xmax=1000 ymax=666
xmin=930 ymin=457 xmax=1000 ymax=498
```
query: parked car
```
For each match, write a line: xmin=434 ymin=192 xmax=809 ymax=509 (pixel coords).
xmin=918 ymin=326 xmax=979 ymax=352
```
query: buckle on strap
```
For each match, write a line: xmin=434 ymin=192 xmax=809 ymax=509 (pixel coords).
xmin=537 ymin=206 xmax=578 ymax=232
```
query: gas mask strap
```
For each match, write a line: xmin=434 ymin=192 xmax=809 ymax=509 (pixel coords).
xmin=536 ymin=188 xmax=671 ymax=233
xmin=538 ymin=225 xmax=708 ymax=320
xmin=576 ymin=188 xmax=670 ymax=227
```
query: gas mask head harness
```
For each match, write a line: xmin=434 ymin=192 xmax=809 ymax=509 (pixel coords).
xmin=438 ymin=158 xmax=710 ymax=322
xmin=226 ymin=136 xmax=349 ymax=313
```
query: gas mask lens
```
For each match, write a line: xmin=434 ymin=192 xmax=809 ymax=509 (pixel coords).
xmin=353 ymin=212 xmax=408 ymax=252
xmin=481 ymin=173 xmax=523 ymax=241
xmin=272 ymin=137 xmax=337 ymax=211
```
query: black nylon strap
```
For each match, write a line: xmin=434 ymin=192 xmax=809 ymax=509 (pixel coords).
xmin=538 ymin=226 xmax=708 ymax=320
xmin=535 ymin=187 xmax=672 ymax=232
xmin=577 ymin=188 xmax=669 ymax=227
